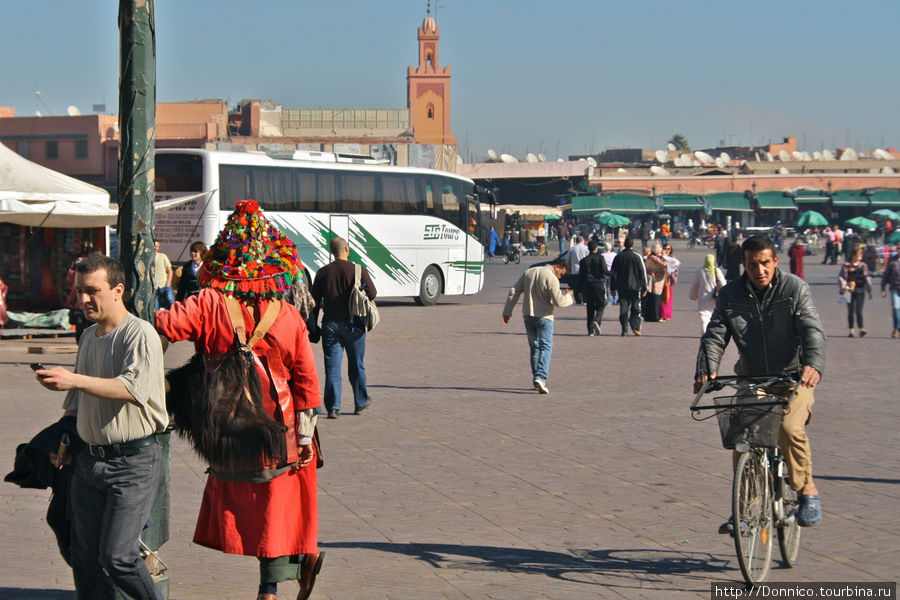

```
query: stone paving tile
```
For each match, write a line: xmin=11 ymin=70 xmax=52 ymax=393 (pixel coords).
xmin=1 ymin=247 xmax=897 ymax=598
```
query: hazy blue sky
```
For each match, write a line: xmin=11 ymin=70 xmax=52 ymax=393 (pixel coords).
xmin=2 ymin=1 xmax=897 ymax=161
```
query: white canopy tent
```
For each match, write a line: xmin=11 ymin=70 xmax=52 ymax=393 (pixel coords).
xmin=0 ymin=141 xmax=207 ymax=228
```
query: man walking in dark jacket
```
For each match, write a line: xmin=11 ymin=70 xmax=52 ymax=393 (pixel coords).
xmin=311 ymin=237 xmax=377 ymax=418
xmin=579 ymin=240 xmax=609 ymax=336
xmin=610 ymin=237 xmax=647 ymax=336
xmin=695 ymin=235 xmax=826 ymax=530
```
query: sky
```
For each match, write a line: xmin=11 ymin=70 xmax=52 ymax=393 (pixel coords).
xmin=2 ymin=0 xmax=898 ymax=162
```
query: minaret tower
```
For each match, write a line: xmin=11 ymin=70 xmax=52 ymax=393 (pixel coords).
xmin=407 ymin=4 xmax=456 ymax=145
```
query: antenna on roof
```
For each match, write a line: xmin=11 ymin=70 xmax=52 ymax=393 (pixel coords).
xmin=33 ymin=89 xmax=53 ymax=115
xmin=655 ymin=149 xmax=668 ymax=163
xmin=525 ymin=152 xmax=538 ymax=163
xmin=67 ymin=105 xmax=81 ymax=116
xmin=822 ymin=149 xmax=835 ymax=161
xmin=538 ymin=153 xmax=546 ymax=162
xmin=487 ymin=148 xmax=498 ymax=162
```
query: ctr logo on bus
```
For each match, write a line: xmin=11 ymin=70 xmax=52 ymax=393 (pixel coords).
xmin=423 ymin=224 xmax=460 ymax=241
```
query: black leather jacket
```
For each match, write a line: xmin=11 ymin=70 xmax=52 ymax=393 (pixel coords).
xmin=696 ymin=268 xmax=825 ymax=378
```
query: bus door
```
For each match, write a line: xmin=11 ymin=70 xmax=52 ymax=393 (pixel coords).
xmin=329 ymin=215 xmax=350 ymax=262
xmin=464 ymin=194 xmax=484 ymax=294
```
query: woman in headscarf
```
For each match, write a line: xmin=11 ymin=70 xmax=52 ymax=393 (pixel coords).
xmin=156 ymin=199 xmax=324 ymax=600
xmin=689 ymin=254 xmax=726 ymax=334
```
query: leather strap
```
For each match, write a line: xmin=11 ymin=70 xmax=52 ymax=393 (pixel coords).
xmin=223 ymin=296 xmax=280 ymax=348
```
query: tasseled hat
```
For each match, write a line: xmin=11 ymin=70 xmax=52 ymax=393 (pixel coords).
xmin=198 ymin=199 xmax=301 ymax=299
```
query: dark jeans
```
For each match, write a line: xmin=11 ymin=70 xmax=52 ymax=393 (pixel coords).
xmin=847 ymin=292 xmax=866 ymax=329
xmin=583 ymin=284 xmax=606 ymax=332
xmin=155 ymin=286 xmax=174 ymax=311
xmin=618 ymin=290 xmax=643 ymax=333
xmin=322 ymin=320 xmax=371 ymax=412
xmin=71 ymin=441 xmax=163 ymax=600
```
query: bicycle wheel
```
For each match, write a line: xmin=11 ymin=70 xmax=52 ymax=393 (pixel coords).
xmin=732 ymin=450 xmax=773 ymax=585
xmin=688 ymin=238 xmax=696 ymax=248
xmin=777 ymin=476 xmax=801 ymax=567
xmin=513 ymin=252 xmax=521 ymax=264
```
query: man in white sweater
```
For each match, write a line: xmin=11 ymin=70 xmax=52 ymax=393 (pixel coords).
xmin=501 ymin=257 xmax=574 ymax=393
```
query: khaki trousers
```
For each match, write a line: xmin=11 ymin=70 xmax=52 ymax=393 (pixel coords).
xmin=778 ymin=384 xmax=815 ymax=491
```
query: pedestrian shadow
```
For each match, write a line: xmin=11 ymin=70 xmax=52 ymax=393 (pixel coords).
xmin=320 ymin=542 xmax=730 ymax=591
xmin=0 ymin=589 xmax=74 ymax=599
xmin=369 ymin=384 xmax=535 ymax=395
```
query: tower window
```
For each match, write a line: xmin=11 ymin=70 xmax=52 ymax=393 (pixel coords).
xmin=427 ymin=104 xmax=434 ymax=119
xmin=46 ymin=140 xmax=58 ymax=159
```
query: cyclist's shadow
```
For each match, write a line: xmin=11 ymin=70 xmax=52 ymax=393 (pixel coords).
xmin=321 ymin=542 xmax=730 ymax=589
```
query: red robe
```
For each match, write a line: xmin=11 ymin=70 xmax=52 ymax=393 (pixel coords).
xmin=789 ymin=244 xmax=806 ymax=280
xmin=156 ymin=288 xmax=321 ymax=557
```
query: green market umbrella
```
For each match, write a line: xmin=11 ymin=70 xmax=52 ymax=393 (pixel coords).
xmin=795 ymin=210 xmax=828 ymax=228
xmin=870 ymin=208 xmax=900 ymax=221
xmin=596 ymin=213 xmax=631 ymax=227
xmin=887 ymin=230 xmax=900 ymax=245
xmin=845 ymin=216 xmax=877 ymax=230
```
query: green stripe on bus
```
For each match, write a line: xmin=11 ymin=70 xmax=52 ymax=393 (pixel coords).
xmin=350 ymin=218 xmax=417 ymax=284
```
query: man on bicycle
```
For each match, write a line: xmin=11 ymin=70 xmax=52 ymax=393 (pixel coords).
xmin=694 ymin=235 xmax=825 ymax=529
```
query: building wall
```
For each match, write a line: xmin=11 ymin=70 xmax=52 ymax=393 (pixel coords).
xmin=591 ymin=172 xmax=900 ymax=195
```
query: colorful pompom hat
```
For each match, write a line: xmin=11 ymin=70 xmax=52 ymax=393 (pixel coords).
xmin=198 ymin=198 xmax=301 ymax=299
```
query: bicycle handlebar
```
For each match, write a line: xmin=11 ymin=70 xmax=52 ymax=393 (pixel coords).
xmin=690 ymin=372 xmax=800 ymax=412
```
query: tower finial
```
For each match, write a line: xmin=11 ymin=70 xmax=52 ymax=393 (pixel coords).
xmin=426 ymin=0 xmax=431 ymax=17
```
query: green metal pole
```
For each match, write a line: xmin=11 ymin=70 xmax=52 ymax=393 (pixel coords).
xmin=117 ymin=1 xmax=169 ymax=597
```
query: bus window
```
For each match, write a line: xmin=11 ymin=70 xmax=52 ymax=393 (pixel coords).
xmin=156 ymin=153 xmax=202 ymax=193
xmin=219 ymin=165 xmax=251 ymax=211
xmin=295 ymin=170 xmax=317 ymax=211
xmin=440 ymin=179 xmax=463 ymax=227
xmin=316 ymin=172 xmax=339 ymax=212
xmin=251 ymin=166 xmax=298 ymax=211
xmin=383 ymin=175 xmax=419 ymax=214
xmin=340 ymin=173 xmax=377 ymax=213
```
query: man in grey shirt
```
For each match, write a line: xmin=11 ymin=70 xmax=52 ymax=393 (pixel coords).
xmin=36 ymin=255 xmax=168 ymax=600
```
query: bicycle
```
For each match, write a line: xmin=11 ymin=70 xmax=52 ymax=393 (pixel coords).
xmin=690 ymin=374 xmax=802 ymax=585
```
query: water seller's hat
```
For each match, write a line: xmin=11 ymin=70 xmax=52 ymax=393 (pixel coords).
xmin=198 ymin=198 xmax=301 ymax=299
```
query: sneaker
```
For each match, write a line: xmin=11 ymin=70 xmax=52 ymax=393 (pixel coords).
xmin=620 ymin=331 xmax=628 ymax=337
xmin=893 ymin=329 xmax=900 ymax=339
xmin=591 ymin=322 xmax=602 ymax=336
xmin=859 ymin=329 xmax=867 ymax=337
xmin=327 ymin=409 xmax=339 ymax=419
xmin=798 ymin=494 xmax=822 ymax=527
xmin=633 ymin=330 xmax=642 ymax=336
xmin=848 ymin=331 xmax=854 ymax=338
xmin=533 ymin=380 xmax=549 ymax=394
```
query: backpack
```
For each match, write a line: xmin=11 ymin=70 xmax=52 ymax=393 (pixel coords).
xmin=348 ymin=263 xmax=379 ymax=332
xmin=165 ymin=297 xmax=301 ymax=482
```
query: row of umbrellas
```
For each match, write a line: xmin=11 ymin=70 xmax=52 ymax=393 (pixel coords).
xmin=795 ymin=208 xmax=900 ymax=230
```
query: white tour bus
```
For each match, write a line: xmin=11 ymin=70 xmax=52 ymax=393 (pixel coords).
xmin=154 ymin=148 xmax=486 ymax=305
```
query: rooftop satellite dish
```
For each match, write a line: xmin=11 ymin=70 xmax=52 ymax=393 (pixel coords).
xmin=587 ymin=157 xmax=597 ymax=167
xmin=778 ymin=150 xmax=791 ymax=161
xmin=692 ymin=159 xmax=701 ymax=167
xmin=557 ymin=158 xmax=564 ymax=162
xmin=617 ymin=167 xmax=627 ymax=173
xmin=881 ymin=149 xmax=895 ymax=160
xmin=822 ymin=149 xmax=835 ymax=161
xmin=35 ymin=110 xmax=42 ymax=117
xmin=778 ymin=167 xmax=790 ymax=175
xmin=667 ymin=142 xmax=677 ymax=152
xmin=791 ymin=151 xmax=804 ymax=161
xmin=765 ymin=151 xmax=774 ymax=162
xmin=537 ymin=153 xmax=546 ymax=162
xmin=873 ymin=148 xmax=893 ymax=160
xmin=801 ymin=151 xmax=812 ymax=161
xmin=649 ymin=165 xmax=669 ymax=176
xmin=719 ymin=152 xmax=731 ymax=163
xmin=679 ymin=153 xmax=691 ymax=165
xmin=499 ymin=153 xmax=518 ymax=163
xmin=714 ymin=156 xmax=727 ymax=168
xmin=812 ymin=150 xmax=823 ymax=161
xmin=694 ymin=151 xmax=714 ymax=165
xmin=882 ymin=166 xmax=895 ymax=174
xmin=754 ymin=152 xmax=760 ymax=162
xmin=655 ymin=149 xmax=668 ymax=163
xmin=673 ymin=156 xmax=683 ymax=167
xmin=525 ymin=152 xmax=538 ymax=163
xmin=66 ymin=105 xmax=81 ymax=116
xmin=456 ymin=155 xmax=464 ymax=165
xmin=487 ymin=149 xmax=498 ymax=161
xmin=840 ymin=147 xmax=857 ymax=161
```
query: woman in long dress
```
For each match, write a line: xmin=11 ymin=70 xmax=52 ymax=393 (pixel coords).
xmin=659 ymin=243 xmax=680 ymax=321
xmin=688 ymin=254 xmax=726 ymax=334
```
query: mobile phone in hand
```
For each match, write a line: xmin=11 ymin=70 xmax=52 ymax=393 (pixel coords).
xmin=30 ymin=363 xmax=46 ymax=372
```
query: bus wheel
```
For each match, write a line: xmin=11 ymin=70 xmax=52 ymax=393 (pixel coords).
xmin=415 ymin=265 xmax=442 ymax=306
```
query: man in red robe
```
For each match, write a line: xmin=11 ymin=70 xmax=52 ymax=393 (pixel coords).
xmin=156 ymin=199 xmax=324 ymax=600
